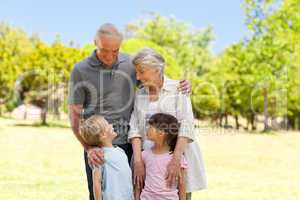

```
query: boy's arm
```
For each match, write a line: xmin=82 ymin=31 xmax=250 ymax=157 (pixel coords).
xmin=178 ymin=169 xmax=186 ymax=200
xmin=93 ymin=168 xmax=102 ymax=200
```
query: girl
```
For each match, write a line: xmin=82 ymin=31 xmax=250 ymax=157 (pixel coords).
xmin=135 ymin=113 xmax=187 ymax=200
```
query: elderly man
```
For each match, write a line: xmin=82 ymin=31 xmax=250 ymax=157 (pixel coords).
xmin=68 ymin=23 xmax=190 ymax=200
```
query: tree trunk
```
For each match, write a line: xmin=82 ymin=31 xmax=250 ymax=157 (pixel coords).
xmin=24 ymin=104 xmax=27 ymax=120
xmin=219 ymin=113 xmax=223 ymax=127
xmin=235 ymin=115 xmax=240 ymax=130
xmin=225 ymin=113 xmax=228 ymax=126
xmin=245 ymin=117 xmax=249 ymax=131
xmin=251 ymin=113 xmax=256 ymax=131
xmin=41 ymin=107 xmax=47 ymax=125
xmin=263 ymin=88 xmax=270 ymax=132
xmin=53 ymin=99 xmax=61 ymax=120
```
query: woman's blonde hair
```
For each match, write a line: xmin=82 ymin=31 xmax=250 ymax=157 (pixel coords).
xmin=80 ymin=115 xmax=107 ymax=146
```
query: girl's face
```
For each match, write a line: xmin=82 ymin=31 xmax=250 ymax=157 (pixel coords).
xmin=135 ymin=64 xmax=161 ymax=88
xmin=146 ymin=126 xmax=163 ymax=142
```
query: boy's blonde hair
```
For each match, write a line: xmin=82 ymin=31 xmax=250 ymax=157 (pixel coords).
xmin=80 ymin=115 xmax=107 ymax=146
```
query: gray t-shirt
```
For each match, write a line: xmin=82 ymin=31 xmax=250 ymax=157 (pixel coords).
xmin=68 ymin=50 xmax=137 ymax=144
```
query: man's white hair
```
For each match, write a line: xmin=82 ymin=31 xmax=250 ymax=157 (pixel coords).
xmin=94 ymin=23 xmax=123 ymax=41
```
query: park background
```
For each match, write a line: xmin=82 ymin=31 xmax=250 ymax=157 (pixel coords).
xmin=0 ymin=0 xmax=300 ymax=199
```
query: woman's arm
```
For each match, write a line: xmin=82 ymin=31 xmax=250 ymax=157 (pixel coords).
xmin=128 ymin=93 xmax=145 ymax=190
xmin=131 ymin=137 xmax=145 ymax=189
xmin=167 ymin=92 xmax=195 ymax=187
xmin=178 ymin=169 xmax=186 ymax=200
xmin=166 ymin=137 xmax=189 ymax=187
xmin=92 ymin=168 xmax=102 ymax=200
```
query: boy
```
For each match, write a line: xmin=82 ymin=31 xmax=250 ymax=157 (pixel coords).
xmin=80 ymin=115 xmax=134 ymax=200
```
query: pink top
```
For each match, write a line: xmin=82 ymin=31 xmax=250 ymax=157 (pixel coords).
xmin=141 ymin=149 xmax=188 ymax=200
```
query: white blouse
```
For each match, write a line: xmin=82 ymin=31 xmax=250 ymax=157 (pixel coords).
xmin=128 ymin=77 xmax=195 ymax=142
xmin=128 ymin=77 xmax=207 ymax=192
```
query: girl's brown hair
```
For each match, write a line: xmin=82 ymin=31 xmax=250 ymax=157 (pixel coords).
xmin=148 ymin=113 xmax=180 ymax=152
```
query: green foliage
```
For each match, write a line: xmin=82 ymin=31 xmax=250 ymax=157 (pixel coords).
xmin=121 ymin=38 xmax=182 ymax=79
xmin=0 ymin=23 xmax=34 ymax=104
xmin=126 ymin=14 xmax=215 ymax=117
xmin=1 ymin=1 xmax=300 ymax=130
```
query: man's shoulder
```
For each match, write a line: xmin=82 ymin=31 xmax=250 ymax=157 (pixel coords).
xmin=118 ymin=53 xmax=135 ymax=70
xmin=73 ymin=57 xmax=91 ymax=72
xmin=119 ymin=52 xmax=130 ymax=61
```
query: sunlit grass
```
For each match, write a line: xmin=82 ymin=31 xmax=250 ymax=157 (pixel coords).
xmin=1 ymin=118 xmax=299 ymax=200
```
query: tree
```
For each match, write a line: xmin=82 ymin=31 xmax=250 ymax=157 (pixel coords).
xmin=0 ymin=23 xmax=33 ymax=114
xmin=125 ymin=13 xmax=214 ymax=117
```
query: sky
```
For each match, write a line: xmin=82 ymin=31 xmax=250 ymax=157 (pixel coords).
xmin=0 ymin=0 xmax=248 ymax=53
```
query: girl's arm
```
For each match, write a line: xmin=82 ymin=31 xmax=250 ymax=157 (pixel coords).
xmin=92 ymin=168 xmax=102 ymax=200
xmin=134 ymin=184 xmax=141 ymax=200
xmin=178 ymin=168 xmax=186 ymax=200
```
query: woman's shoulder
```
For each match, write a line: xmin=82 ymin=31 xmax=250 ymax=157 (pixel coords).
xmin=163 ymin=76 xmax=180 ymax=92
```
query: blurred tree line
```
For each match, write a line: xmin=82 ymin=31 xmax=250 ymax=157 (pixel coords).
xmin=0 ymin=0 xmax=299 ymax=131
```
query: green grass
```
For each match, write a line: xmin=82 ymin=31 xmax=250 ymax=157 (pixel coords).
xmin=1 ymin=118 xmax=300 ymax=200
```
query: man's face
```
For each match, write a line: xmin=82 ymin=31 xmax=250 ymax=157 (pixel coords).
xmin=95 ymin=35 xmax=121 ymax=67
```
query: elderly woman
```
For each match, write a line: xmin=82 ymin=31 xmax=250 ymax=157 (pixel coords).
xmin=128 ymin=48 xmax=207 ymax=200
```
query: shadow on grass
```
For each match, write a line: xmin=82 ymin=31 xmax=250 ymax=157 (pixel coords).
xmin=13 ymin=122 xmax=70 ymax=129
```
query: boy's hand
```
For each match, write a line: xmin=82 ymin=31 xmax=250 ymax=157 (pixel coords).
xmin=178 ymin=80 xmax=191 ymax=95
xmin=87 ymin=147 xmax=104 ymax=166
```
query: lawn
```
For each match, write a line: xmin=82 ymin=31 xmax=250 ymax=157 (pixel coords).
xmin=0 ymin=118 xmax=300 ymax=200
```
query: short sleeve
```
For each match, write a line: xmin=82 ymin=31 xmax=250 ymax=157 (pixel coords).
xmin=180 ymin=155 xmax=188 ymax=169
xmin=68 ymin=66 xmax=86 ymax=105
xmin=128 ymin=95 xmax=143 ymax=141
xmin=177 ymin=93 xmax=195 ymax=142
xmin=141 ymin=150 xmax=149 ymax=162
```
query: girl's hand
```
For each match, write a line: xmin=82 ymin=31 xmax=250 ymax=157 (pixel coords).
xmin=87 ymin=147 xmax=104 ymax=166
xmin=166 ymin=157 xmax=181 ymax=187
xmin=134 ymin=160 xmax=145 ymax=189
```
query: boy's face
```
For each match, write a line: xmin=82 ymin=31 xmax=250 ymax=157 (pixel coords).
xmin=99 ymin=121 xmax=117 ymax=142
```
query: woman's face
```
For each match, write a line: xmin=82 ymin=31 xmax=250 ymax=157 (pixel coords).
xmin=135 ymin=64 xmax=160 ymax=87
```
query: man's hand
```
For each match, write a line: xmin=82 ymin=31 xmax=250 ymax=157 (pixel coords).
xmin=178 ymin=80 xmax=191 ymax=95
xmin=166 ymin=157 xmax=181 ymax=188
xmin=87 ymin=147 xmax=105 ymax=166
xmin=133 ymin=160 xmax=145 ymax=189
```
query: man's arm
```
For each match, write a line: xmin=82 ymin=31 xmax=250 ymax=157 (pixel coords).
xmin=178 ymin=80 xmax=191 ymax=95
xmin=93 ymin=168 xmax=102 ymax=200
xmin=178 ymin=169 xmax=186 ymax=200
xmin=69 ymin=104 xmax=104 ymax=165
xmin=69 ymin=104 xmax=88 ymax=150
